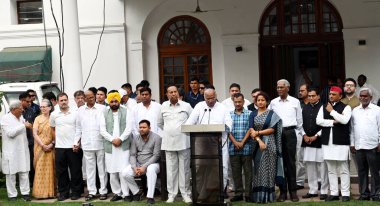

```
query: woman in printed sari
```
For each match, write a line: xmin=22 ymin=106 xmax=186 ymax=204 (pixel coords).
xmin=32 ymin=99 xmax=56 ymax=198
xmin=242 ymin=92 xmax=284 ymax=203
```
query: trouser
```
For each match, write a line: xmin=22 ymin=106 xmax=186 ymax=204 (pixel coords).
xmin=55 ymin=148 xmax=83 ymax=196
xmin=280 ymin=128 xmax=297 ymax=193
xmin=6 ymin=172 xmax=30 ymax=198
xmin=325 ymin=160 xmax=350 ymax=196
xmin=123 ymin=163 xmax=160 ymax=198
xmin=110 ymin=172 xmax=130 ymax=197
xmin=305 ymin=161 xmax=329 ymax=195
xmin=28 ymin=144 xmax=34 ymax=187
xmin=222 ymin=137 xmax=229 ymax=189
xmin=165 ymin=149 xmax=191 ymax=198
xmin=83 ymin=149 xmax=108 ymax=195
xmin=355 ymin=149 xmax=380 ymax=198
xmin=230 ymin=155 xmax=253 ymax=197
xmin=296 ymin=133 xmax=305 ymax=186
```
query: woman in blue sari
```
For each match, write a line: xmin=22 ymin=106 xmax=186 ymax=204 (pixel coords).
xmin=243 ymin=92 xmax=284 ymax=203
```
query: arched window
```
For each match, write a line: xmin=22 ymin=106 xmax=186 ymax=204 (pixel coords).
xmin=158 ymin=16 xmax=212 ymax=102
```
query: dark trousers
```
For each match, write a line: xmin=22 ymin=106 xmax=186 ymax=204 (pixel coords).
xmin=28 ymin=144 xmax=34 ymax=187
xmin=230 ymin=155 xmax=253 ymax=197
xmin=355 ymin=149 xmax=380 ymax=198
xmin=280 ymin=128 xmax=297 ymax=194
xmin=55 ymin=148 xmax=84 ymax=196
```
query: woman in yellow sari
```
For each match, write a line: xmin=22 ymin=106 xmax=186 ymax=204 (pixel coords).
xmin=32 ymin=99 xmax=56 ymax=198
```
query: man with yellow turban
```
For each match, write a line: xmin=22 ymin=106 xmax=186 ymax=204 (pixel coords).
xmin=100 ymin=91 xmax=134 ymax=201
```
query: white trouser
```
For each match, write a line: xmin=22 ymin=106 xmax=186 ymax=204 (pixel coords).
xmin=166 ymin=149 xmax=191 ymax=198
xmin=123 ymin=163 xmax=160 ymax=198
xmin=306 ymin=161 xmax=329 ymax=194
xmin=325 ymin=160 xmax=350 ymax=196
xmin=296 ymin=134 xmax=305 ymax=186
xmin=84 ymin=149 xmax=108 ymax=195
xmin=222 ymin=141 xmax=229 ymax=189
xmin=82 ymin=156 xmax=87 ymax=179
xmin=110 ymin=172 xmax=129 ymax=197
xmin=6 ymin=172 xmax=30 ymax=198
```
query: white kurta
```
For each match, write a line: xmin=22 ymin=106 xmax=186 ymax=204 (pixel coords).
xmin=131 ymin=101 xmax=162 ymax=137
xmin=1 ymin=113 xmax=30 ymax=174
xmin=104 ymin=112 xmax=130 ymax=173
xmin=316 ymin=104 xmax=352 ymax=161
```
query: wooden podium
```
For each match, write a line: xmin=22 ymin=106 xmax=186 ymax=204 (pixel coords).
xmin=182 ymin=124 xmax=228 ymax=206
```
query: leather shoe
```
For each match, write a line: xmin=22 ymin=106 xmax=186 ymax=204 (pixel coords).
xmin=230 ymin=195 xmax=243 ymax=202
xmin=22 ymin=195 xmax=31 ymax=201
xmin=276 ymin=193 xmax=287 ymax=202
xmin=319 ymin=194 xmax=328 ymax=200
xmin=57 ymin=194 xmax=69 ymax=201
xmin=245 ymin=196 xmax=252 ymax=202
xmin=342 ymin=196 xmax=350 ymax=202
xmin=296 ymin=185 xmax=304 ymax=190
xmin=124 ymin=195 xmax=133 ymax=202
xmin=358 ymin=196 xmax=370 ymax=201
xmin=133 ymin=190 xmax=143 ymax=201
xmin=147 ymin=198 xmax=155 ymax=204
xmin=8 ymin=197 xmax=17 ymax=201
xmin=373 ymin=197 xmax=380 ymax=201
xmin=302 ymin=193 xmax=318 ymax=198
xmin=325 ymin=195 xmax=339 ymax=201
xmin=110 ymin=194 xmax=122 ymax=202
xmin=290 ymin=192 xmax=299 ymax=202
xmin=70 ymin=194 xmax=81 ymax=200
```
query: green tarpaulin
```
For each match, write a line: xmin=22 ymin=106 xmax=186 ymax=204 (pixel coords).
xmin=0 ymin=46 xmax=52 ymax=82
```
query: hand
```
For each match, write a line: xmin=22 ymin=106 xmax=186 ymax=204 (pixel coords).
xmin=24 ymin=121 xmax=32 ymax=129
xmin=309 ymin=136 xmax=317 ymax=143
xmin=112 ymin=138 xmax=122 ymax=147
xmin=250 ymin=129 xmax=258 ymax=138
xmin=73 ymin=144 xmax=80 ymax=152
xmin=326 ymin=102 xmax=333 ymax=113
xmin=303 ymin=135 xmax=310 ymax=144
xmin=350 ymin=146 xmax=356 ymax=154
xmin=134 ymin=168 xmax=140 ymax=176
xmin=258 ymin=140 xmax=266 ymax=151
xmin=42 ymin=144 xmax=50 ymax=151
xmin=235 ymin=141 xmax=244 ymax=150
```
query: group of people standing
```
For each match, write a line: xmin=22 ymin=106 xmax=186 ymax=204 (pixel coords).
xmin=1 ymin=75 xmax=380 ymax=204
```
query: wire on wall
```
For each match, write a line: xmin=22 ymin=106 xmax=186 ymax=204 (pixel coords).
xmin=83 ymin=0 xmax=106 ymax=89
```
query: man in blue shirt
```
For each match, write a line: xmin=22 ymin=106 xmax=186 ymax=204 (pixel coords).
xmin=184 ymin=77 xmax=204 ymax=108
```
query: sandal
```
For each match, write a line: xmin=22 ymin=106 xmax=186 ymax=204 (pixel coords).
xmin=99 ymin=194 xmax=108 ymax=200
xmin=85 ymin=194 xmax=95 ymax=201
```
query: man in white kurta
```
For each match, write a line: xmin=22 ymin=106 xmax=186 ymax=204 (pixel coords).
xmin=316 ymin=86 xmax=352 ymax=202
xmin=130 ymin=87 xmax=162 ymax=137
xmin=100 ymin=92 xmax=133 ymax=201
xmin=1 ymin=102 xmax=32 ymax=201
xmin=158 ymin=85 xmax=193 ymax=203
xmin=186 ymin=87 xmax=232 ymax=199
xmin=74 ymin=90 xmax=108 ymax=201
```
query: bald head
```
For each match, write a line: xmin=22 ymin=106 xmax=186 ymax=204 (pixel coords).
xmin=204 ymin=88 xmax=217 ymax=108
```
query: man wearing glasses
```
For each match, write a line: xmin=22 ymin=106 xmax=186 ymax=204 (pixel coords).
xmin=341 ymin=78 xmax=360 ymax=109
xmin=27 ymin=89 xmax=41 ymax=117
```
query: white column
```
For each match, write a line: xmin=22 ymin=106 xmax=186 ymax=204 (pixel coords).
xmin=61 ymin=0 xmax=83 ymax=95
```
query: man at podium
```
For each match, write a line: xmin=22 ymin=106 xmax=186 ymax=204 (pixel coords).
xmin=186 ymin=86 xmax=232 ymax=202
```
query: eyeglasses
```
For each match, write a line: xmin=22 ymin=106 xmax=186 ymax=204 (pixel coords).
xmin=344 ymin=84 xmax=355 ymax=87
xmin=40 ymin=106 xmax=50 ymax=108
xmin=199 ymin=87 xmax=205 ymax=90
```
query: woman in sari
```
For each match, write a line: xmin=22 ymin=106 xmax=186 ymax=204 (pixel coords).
xmin=32 ymin=99 xmax=56 ymax=198
xmin=243 ymin=92 xmax=284 ymax=203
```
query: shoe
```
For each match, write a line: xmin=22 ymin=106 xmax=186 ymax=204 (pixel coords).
xmin=57 ymin=194 xmax=69 ymax=201
xmin=70 ymin=194 xmax=81 ymax=200
xmin=147 ymin=197 xmax=155 ymax=204
xmin=230 ymin=195 xmax=243 ymax=202
xmin=124 ymin=195 xmax=133 ymax=202
xmin=373 ymin=197 xmax=380 ymax=201
xmin=99 ymin=194 xmax=107 ymax=200
xmin=85 ymin=194 xmax=96 ymax=201
xmin=245 ymin=196 xmax=252 ymax=202
xmin=302 ymin=193 xmax=318 ymax=198
xmin=325 ymin=195 xmax=339 ymax=201
xmin=110 ymin=194 xmax=122 ymax=202
xmin=319 ymin=194 xmax=328 ymax=200
xmin=166 ymin=196 xmax=175 ymax=203
xmin=358 ymin=196 xmax=370 ymax=200
xmin=290 ymin=192 xmax=299 ymax=202
xmin=133 ymin=190 xmax=143 ymax=201
xmin=183 ymin=196 xmax=192 ymax=203
xmin=276 ymin=193 xmax=287 ymax=202
xmin=342 ymin=196 xmax=350 ymax=202
xmin=296 ymin=185 xmax=305 ymax=190
xmin=8 ymin=197 xmax=17 ymax=201
xmin=22 ymin=195 xmax=31 ymax=201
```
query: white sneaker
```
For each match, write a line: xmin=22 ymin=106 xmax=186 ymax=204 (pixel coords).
xmin=166 ymin=196 xmax=175 ymax=203
xmin=183 ymin=196 xmax=192 ymax=203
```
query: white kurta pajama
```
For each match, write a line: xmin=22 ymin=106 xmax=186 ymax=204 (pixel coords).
xmin=316 ymin=104 xmax=352 ymax=197
xmin=1 ymin=113 xmax=30 ymax=198
xmin=100 ymin=111 xmax=132 ymax=197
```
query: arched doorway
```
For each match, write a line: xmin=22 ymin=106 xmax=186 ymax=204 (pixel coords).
xmin=157 ymin=16 xmax=212 ymax=102
xmin=259 ymin=0 xmax=344 ymax=98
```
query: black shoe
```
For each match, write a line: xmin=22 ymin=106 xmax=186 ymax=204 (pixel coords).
xmin=85 ymin=194 xmax=96 ymax=201
xmin=245 ymin=196 xmax=252 ymax=202
xmin=99 ymin=194 xmax=108 ymax=200
xmin=147 ymin=198 xmax=155 ymax=204
xmin=325 ymin=195 xmax=339 ymax=201
xmin=133 ymin=190 xmax=143 ymax=201
xmin=230 ymin=195 xmax=243 ymax=202
xmin=290 ymin=191 xmax=299 ymax=202
xmin=358 ymin=196 xmax=370 ymax=200
xmin=110 ymin=194 xmax=122 ymax=202
xmin=276 ymin=193 xmax=287 ymax=202
xmin=296 ymin=185 xmax=305 ymax=190
xmin=342 ymin=196 xmax=350 ymax=202
xmin=302 ymin=193 xmax=318 ymax=198
xmin=8 ymin=197 xmax=17 ymax=201
xmin=57 ymin=194 xmax=69 ymax=201
xmin=124 ymin=195 xmax=133 ymax=202
xmin=373 ymin=197 xmax=380 ymax=201
xmin=319 ymin=194 xmax=328 ymax=200
xmin=22 ymin=195 xmax=31 ymax=201
xmin=70 ymin=194 xmax=81 ymax=200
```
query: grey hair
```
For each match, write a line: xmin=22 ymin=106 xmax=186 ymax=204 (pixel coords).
xmin=41 ymin=99 xmax=52 ymax=106
xmin=9 ymin=102 xmax=22 ymax=110
xmin=359 ymin=87 xmax=373 ymax=96
xmin=277 ymin=79 xmax=290 ymax=87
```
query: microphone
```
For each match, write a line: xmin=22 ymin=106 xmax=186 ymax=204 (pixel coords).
xmin=207 ymin=108 xmax=211 ymax=124
xmin=199 ymin=108 xmax=207 ymax=124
